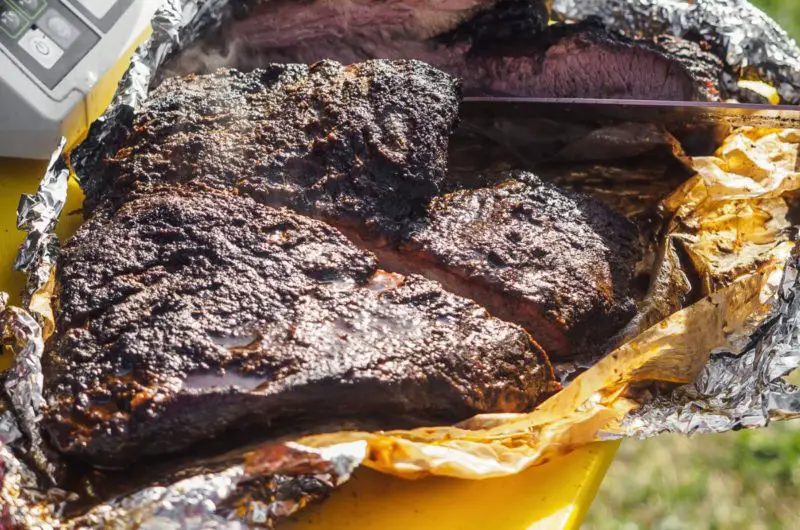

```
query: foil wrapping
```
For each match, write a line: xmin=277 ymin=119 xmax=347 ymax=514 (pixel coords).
xmin=7 ymin=0 xmax=800 ymax=526
xmin=617 ymin=254 xmax=800 ymax=437
xmin=0 ymin=301 xmax=59 ymax=528
xmin=13 ymin=137 xmax=69 ymax=335
xmin=70 ymin=442 xmax=365 ymax=529
xmin=552 ymin=0 xmax=800 ymax=104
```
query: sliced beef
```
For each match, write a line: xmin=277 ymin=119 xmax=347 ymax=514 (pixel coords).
xmin=44 ymin=189 xmax=556 ymax=466
xmin=169 ymin=0 xmax=546 ymax=75
xmin=552 ymin=0 xmax=800 ymax=104
xmin=363 ymin=173 xmax=640 ymax=358
xmin=197 ymin=1 xmax=724 ymax=101
xmin=86 ymin=59 xmax=461 ymax=227
xmin=458 ymin=22 xmax=725 ymax=100
xmin=95 ymin=60 xmax=641 ymax=360
xmin=227 ymin=0 xmax=544 ymax=64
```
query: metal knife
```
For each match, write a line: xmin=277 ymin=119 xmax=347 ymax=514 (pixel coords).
xmin=460 ymin=97 xmax=800 ymax=129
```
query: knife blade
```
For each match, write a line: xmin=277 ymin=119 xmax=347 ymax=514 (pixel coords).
xmin=460 ymin=97 xmax=800 ymax=129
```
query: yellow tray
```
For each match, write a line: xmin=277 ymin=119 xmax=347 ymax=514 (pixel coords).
xmin=0 ymin=30 xmax=618 ymax=526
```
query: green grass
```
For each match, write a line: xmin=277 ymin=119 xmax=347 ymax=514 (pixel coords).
xmin=585 ymin=366 xmax=800 ymax=529
xmin=751 ymin=0 xmax=800 ymax=40
xmin=584 ymin=422 xmax=800 ymax=529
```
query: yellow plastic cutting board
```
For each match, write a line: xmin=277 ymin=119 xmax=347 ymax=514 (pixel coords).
xmin=0 ymin=27 xmax=619 ymax=526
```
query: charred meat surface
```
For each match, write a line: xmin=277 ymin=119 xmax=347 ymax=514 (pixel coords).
xmin=95 ymin=59 xmax=641 ymax=359
xmin=371 ymin=173 xmax=640 ymax=358
xmin=200 ymin=1 xmax=724 ymax=101
xmin=87 ymin=59 xmax=461 ymax=228
xmin=44 ymin=189 xmax=556 ymax=466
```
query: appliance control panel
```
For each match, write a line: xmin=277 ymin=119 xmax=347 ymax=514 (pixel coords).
xmin=0 ymin=0 xmax=160 ymax=159
xmin=0 ymin=1 xmax=132 ymax=89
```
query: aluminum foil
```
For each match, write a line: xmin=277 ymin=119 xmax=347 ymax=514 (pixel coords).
xmin=13 ymin=137 xmax=69 ymax=335
xmin=70 ymin=441 xmax=365 ymax=529
xmin=0 ymin=299 xmax=60 ymax=528
xmin=615 ymin=252 xmax=800 ymax=437
xmin=7 ymin=0 xmax=800 ymax=526
xmin=552 ymin=0 xmax=800 ymax=104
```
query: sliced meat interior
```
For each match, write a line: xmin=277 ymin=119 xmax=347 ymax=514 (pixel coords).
xmin=365 ymin=173 xmax=641 ymax=358
xmin=457 ymin=22 xmax=724 ymax=100
xmin=168 ymin=0 xmax=546 ymax=76
xmin=176 ymin=1 xmax=725 ymax=101
xmin=44 ymin=189 xmax=556 ymax=466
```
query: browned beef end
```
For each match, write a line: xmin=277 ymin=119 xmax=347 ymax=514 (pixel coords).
xmin=208 ymin=2 xmax=723 ymax=101
xmin=44 ymin=189 xmax=556 ymax=466
xmin=86 ymin=59 xmax=461 ymax=227
xmin=460 ymin=22 xmax=725 ymax=100
xmin=359 ymin=173 xmax=640 ymax=358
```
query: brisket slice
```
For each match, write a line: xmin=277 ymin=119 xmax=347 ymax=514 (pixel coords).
xmin=44 ymin=189 xmax=556 ymax=466
xmin=458 ymin=21 xmax=724 ymax=100
xmin=364 ymin=173 xmax=640 ymax=358
xmin=86 ymin=59 xmax=461 ymax=224
xmin=213 ymin=2 xmax=724 ymax=101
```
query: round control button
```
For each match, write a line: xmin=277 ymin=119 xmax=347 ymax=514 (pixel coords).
xmin=33 ymin=38 xmax=51 ymax=56
xmin=3 ymin=11 xmax=20 ymax=26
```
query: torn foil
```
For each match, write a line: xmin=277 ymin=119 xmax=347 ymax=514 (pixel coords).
xmin=70 ymin=442 xmax=365 ymax=529
xmin=615 ymin=252 xmax=800 ymax=437
xmin=7 ymin=0 xmax=800 ymax=525
xmin=552 ymin=0 xmax=800 ymax=104
xmin=0 ymin=300 xmax=59 ymax=528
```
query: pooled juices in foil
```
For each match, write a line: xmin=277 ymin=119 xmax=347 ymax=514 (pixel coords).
xmin=3 ymin=0 xmax=800 ymax=527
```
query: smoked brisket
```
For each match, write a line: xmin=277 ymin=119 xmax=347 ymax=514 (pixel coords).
xmin=47 ymin=58 xmax=644 ymax=465
xmin=90 ymin=62 xmax=640 ymax=357
xmin=44 ymin=189 xmax=556 ymax=466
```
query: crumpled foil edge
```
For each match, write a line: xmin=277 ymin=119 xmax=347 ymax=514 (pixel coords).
xmin=71 ymin=441 xmax=366 ymax=529
xmin=613 ymin=248 xmax=800 ymax=437
xmin=13 ymin=136 xmax=69 ymax=332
